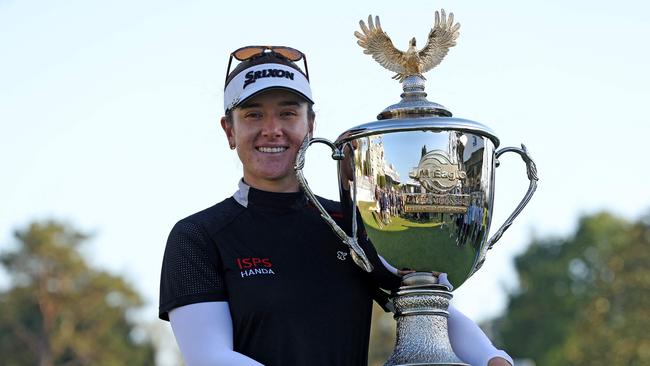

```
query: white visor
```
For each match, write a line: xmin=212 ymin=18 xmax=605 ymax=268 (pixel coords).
xmin=224 ymin=63 xmax=313 ymax=112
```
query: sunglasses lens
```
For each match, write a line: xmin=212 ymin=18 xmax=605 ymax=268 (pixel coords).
xmin=227 ymin=46 xmax=308 ymax=83
xmin=232 ymin=46 xmax=304 ymax=62
xmin=273 ymin=47 xmax=303 ymax=61
xmin=232 ymin=47 xmax=265 ymax=61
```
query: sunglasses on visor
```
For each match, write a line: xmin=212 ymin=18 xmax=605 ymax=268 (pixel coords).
xmin=225 ymin=46 xmax=309 ymax=86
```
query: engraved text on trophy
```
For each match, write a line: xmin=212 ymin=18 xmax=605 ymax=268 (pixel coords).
xmin=407 ymin=150 xmax=470 ymax=214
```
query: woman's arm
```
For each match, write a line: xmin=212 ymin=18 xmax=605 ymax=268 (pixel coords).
xmin=169 ymin=302 xmax=264 ymax=366
xmin=448 ymin=305 xmax=513 ymax=366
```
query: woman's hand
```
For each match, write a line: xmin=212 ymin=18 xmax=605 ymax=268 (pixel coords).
xmin=396 ymin=268 xmax=415 ymax=276
xmin=487 ymin=356 xmax=512 ymax=366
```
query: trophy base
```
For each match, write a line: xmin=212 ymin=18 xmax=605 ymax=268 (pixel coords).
xmin=384 ymin=273 xmax=468 ymax=366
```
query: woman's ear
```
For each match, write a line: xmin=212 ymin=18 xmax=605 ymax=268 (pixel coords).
xmin=308 ymin=119 xmax=314 ymax=139
xmin=221 ymin=116 xmax=236 ymax=149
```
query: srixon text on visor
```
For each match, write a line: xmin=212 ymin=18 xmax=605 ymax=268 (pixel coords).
xmin=243 ymin=69 xmax=295 ymax=89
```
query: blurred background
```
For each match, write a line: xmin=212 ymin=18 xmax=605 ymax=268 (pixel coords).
xmin=1 ymin=0 xmax=649 ymax=365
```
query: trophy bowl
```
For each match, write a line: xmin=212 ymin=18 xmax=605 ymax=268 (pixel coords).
xmin=335 ymin=117 xmax=499 ymax=289
xmin=296 ymin=79 xmax=537 ymax=290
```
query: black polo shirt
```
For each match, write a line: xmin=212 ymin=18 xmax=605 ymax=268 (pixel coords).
xmin=159 ymin=183 xmax=400 ymax=366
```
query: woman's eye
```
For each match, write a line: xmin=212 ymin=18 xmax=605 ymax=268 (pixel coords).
xmin=245 ymin=112 xmax=262 ymax=119
xmin=281 ymin=111 xmax=298 ymax=117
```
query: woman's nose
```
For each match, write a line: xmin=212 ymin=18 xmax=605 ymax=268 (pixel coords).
xmin=261 ymin=116 xmax=282 ymax=137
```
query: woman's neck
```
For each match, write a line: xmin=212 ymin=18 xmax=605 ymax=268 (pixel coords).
xmin=241 ymin=176 xmax=301 ymax=193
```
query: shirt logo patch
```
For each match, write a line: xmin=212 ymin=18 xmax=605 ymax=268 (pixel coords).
xmin=336 ymin=251 xmax=348 ymax=261
xmin=235 ymin=257 xmax=276 ymax=278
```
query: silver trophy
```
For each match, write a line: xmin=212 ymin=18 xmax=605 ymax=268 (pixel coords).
xmin=295 ymin=10 xmax=537 ymax=366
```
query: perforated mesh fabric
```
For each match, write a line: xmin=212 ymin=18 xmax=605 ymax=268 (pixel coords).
xmin=159 ymin=220 xmax=226 ymax=320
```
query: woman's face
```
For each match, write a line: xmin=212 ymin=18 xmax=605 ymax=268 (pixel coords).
xmin=221 ymin=89 xmax=313 ymax=192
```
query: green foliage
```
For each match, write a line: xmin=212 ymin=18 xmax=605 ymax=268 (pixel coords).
xmin=368 ymin=303 xmax=396 ymax=366
xmin=0 ymin=221 xmax=155 ymax=366
xmin=496 ymin=212 xmax=650 ymax=365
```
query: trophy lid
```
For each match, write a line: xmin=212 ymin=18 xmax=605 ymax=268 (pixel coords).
xmin=336 ymin=103 xmax=500 ymax=148
xmin=376 ymin=75 xmax=453 ymax=120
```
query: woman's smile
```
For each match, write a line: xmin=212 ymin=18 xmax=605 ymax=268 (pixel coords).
xmin=256 ymin=146 xmax=289 ymax=153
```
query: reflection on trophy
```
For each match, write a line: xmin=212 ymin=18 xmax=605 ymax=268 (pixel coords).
xmin=296 ymin=9 xmax=538 ymax=365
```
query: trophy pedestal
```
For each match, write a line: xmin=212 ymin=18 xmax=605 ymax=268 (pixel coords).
xmin=384 ymin=273 xmax=468 ymax=366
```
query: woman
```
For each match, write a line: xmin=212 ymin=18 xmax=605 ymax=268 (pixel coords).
xmin=159 ymin=46 xmax=513 ymax=366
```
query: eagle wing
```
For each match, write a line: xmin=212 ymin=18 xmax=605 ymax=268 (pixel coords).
xmin=354 ymin=15 xmax=406 ymax=74
xmin=418 ymin=9 xmax=461 ymax=73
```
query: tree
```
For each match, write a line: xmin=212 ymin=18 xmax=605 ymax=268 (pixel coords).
xmin=494 ymin=211 xmax=650 ymax=365
xmin=368 ymin=304 xmax=396 ymax=366
xmin=0 ymin=221 xmax=155 ymax=366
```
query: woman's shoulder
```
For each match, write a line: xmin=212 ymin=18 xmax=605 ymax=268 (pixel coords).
xmin=171 ymin=197 xmax=245 ymax=236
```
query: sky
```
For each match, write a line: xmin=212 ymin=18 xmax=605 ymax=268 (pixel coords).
xmin=1 ymin=0 xmax=649 ymax=348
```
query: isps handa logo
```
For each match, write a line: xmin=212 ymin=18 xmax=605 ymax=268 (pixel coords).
xmin=235 ymin=257 xmax=276 ymax=278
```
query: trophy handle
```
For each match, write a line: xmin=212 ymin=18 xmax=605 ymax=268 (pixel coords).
xmin=485 ymin=144 xmax=539 ymax=250
xmin=294 ymin=136 xmax=374 ymax=272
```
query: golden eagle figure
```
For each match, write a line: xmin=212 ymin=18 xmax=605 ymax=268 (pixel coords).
xmin=354 ymin=10 xmax=460 ymax=82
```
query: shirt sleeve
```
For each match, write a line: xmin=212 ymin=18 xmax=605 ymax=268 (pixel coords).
xmin=448 ymin=305 xmax=514 ymax=366
xmin=159 ymin=219 xmax=228 ymax=320
xmin=169 ymin=302 xmax=264 ymax=366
